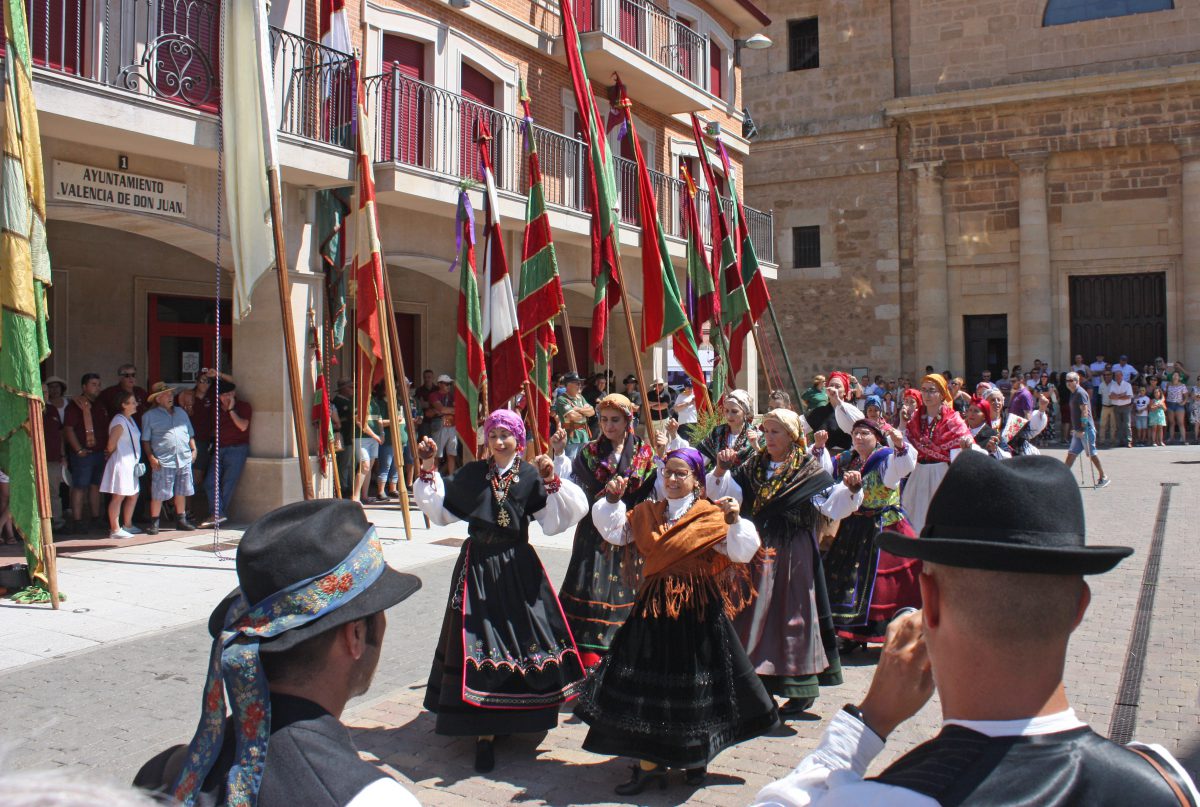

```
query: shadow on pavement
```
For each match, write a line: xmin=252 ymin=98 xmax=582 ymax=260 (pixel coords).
xmin=350 ymin=710 xmax=747 ymax=806
xmin=1174 ymin=731 xmax=1200 ymax=782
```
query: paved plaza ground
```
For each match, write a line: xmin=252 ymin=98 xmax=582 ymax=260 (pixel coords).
xmin=1 ymin=445 xmax=1198 ymax=805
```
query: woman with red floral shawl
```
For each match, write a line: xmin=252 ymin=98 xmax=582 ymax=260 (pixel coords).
xmin=898 ymin=374 xmax=973 ymax=533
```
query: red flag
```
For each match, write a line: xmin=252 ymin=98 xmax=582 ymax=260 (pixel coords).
xmin=615 ymin=80 xmax=710 ymax=412
xmin=353 ymin=79 xmax=386 ymax=415
xmin=308 ymin=318 xmax=334 ymax=474
xmin=557 ymin=0 xmax=621 ymax=365
xmin=477 ymin=120 xmax=527 ymax=406
xmin=453 ymin=189 xmax=486 ymax=456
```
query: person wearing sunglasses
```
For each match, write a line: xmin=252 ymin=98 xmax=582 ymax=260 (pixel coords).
xmin=98 ymin=363 xmax=148 ymax=429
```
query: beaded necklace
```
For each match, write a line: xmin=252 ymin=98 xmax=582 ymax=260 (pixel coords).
xmin=662 ymin=491 xmax=701 ymax=529
xmin=487 ymin=458 xmax=520 ymax=528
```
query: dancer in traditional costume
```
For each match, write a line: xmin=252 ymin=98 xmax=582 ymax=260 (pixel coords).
xmin=708 ymin=409 xmax=860 ymax=717
xmin=998 ymin=394 xmax=1051 ymax=457
xmin=823 ymin=418 xmax=921 ymax=652
xmin=555 ymin=393 xmax=675 ymax=667
xmin=965 ymin=396 xmax=1008 ymax=458
xmin=802 ymin=371 xmax=863 ymax=452
xmin=898 ymin=373 xmax=972 ymax=534
xmin=696 ymin=389 xmax=760 ymax=470
xmin=576 ymin=448 xmax=780 ymax=795
xmin=415 ymin=410 xmax=588 ymax=773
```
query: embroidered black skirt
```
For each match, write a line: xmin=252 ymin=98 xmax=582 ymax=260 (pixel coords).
xmin=557 ymin=514 xmax=642 ymax=667
xmin=574 ymin=584 xmax=780 ymax=769
xmin=424 ymin=535 xmax=585 ymax=736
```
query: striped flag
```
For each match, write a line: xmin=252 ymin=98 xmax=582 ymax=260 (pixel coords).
xmin=477 ymin=120 xmax=527 ymax=407
xmin=614 ymin=80 xmax=710 ymax=412
xmin=715 ymin=136 xmax=770 ymax=320
xmin=680 ymin=163 xmax=717 ymax=335
xmin=1 ymin=0 xmax=54 ymax=599
xmin=689 ymin=114 xmax=750 ymax=375
xmin=223 ymin=0 xmax=278 ymax=323
xmin=557 ymin=0 xmax=621 ymax=364
xmin=308 ymin=317 xmax=335 ymax=475
xmin=517 ymin=84 xmax=565 ymax=446
xmin=452 ymin=189 xmax=486 ymax=456
xmin=352 ymin=77 xmax=387 ymax=415
xmin=318 ymin=0 xmax=351 ymax=55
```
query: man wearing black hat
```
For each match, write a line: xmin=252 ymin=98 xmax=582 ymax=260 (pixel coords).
xmin=134 ymin=500 xmax=422 ymax=806
xmin=753 ymin=452 xmax=1197 ymax=806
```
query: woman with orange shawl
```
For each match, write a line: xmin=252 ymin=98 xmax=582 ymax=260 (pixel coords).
xmin=898 ymin=373 xmax=973 ymax=533
xmin=575 ymin=447 xmax=779 ymax=796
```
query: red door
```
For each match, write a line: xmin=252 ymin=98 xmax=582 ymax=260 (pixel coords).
xmin=619 ymin=0 xmax=645 ymax=53
xmin=380 ymin=36 xmax=424 ymax=165
xmin=460 ymin=63 xmax=496 ymax=182
xmin=147 ymin=294 xmax=233 ymax=385
xmin=392 ymin=311 xmax=418 ymax=385
xmin=156 ymin=0 xmax=221 ymax=112
xmin=553 ymin=325 xmax=591 ymax=377
xmin=26 ymin=0 xmax=84 ymax=75
xmin=573 ymin=0 xmax=597 ymax=31
xmin=676 ymin=17 xmax=695 ymax=81
xmin=709 ymin=40 xmax=723 ymax=99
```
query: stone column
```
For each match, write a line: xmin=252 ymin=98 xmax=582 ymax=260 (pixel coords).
xmin=1013 ymin=151 xmax=1053 ymax=366
xmin=1180 ymin=138 xmax=1200 ymax=372
xmin=913 ymin=161 xmax=950 ymax=371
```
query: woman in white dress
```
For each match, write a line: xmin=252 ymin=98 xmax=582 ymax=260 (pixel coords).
xmin=101 ymin=392 xmax=142 ymax=539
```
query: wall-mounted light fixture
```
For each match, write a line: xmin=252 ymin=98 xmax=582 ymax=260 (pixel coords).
xmin=733 ymin=32 xmax=773 ymax=66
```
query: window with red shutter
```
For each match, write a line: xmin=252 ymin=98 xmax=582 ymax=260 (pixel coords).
xmin=709 ymin=39 xmax=722 ymax=99
xmin=459 ymin=62 xmax=496 ymax=183
xmin=380 ymin=36 xmax=425 ymax=165
xmin=26 ymin=0 xmax=84 ymax=75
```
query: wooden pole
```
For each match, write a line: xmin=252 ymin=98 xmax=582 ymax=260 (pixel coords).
xmin=558 ymin=305 xmax=579 ymax=375
xmin=27 ymin=399 xmax=60 ymax=609
xmin=765 ymin=298 xmax=804 ymax=411
xmin=749 ymin=322 xmax=771 ymax=408
xmin=379 ymin=264 xmax=429 ymax=529
xmin=609 ymin=248 xmax=658 ymax=452
xmin=373 ymin=283 xmax=415 ymax=541
xmin=323 ymin=317 xmax=343 ymax=498
xmin=266 ymin=167 xmax=315 ymax=500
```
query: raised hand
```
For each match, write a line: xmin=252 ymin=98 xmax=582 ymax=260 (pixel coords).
xmin=857 ymin=610 xmax=933 ymax=740
xmin=604 ymin=475 xmax=628 ymax=503
xmin=533 ymin=454 xmax=555 ymax=480
xmin=716 ymin=447 xmax=739 ymax=474
xmin=813 ymin=430 xmax=829 ymax=450
xmin=986 ymin=435 xmax=1000 ymax=454
xmin=888 ymin=427 xmax=906 ymax=450
xmin=958 ymin=435 xmax=974 ymax=452
xmin=714 ymin=496 xmax=740 ymax=523
xmin=549 ymin=428 xmax=567 ymax=456
xmin=666 ymin=418 xmax=679 ymax=438
xmin=417 ymin=436 xmax=438 ymax=465
xmin=654 ymin=429 xmax=668 ymax=454
xmin=842 ymin=469 xmax=863 ymax=493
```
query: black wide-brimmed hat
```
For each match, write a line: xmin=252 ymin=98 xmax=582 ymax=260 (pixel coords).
xmin=208 ymin=499 xmax=421 ymax=652
xmin=877 ymin=452 xmax=1132 ymax=575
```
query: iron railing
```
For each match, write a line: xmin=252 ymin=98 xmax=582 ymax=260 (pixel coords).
xmin=362 ymin=69 xmax=774 ymax=259
xmin=269 ymin=27 xmax=355 ymax=148
xmin=10 ymin=0 xmax=221 ymax=109
xmin=573 ymin=0 xmax=708 ymax=90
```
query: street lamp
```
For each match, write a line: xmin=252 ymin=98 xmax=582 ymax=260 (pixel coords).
xmin=734 ymin=32 xmax=773 ymax=65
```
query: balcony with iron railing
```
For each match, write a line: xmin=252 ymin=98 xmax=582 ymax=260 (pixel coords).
xmin=555 ymin=0 xmax=715 ymax=114
xmin=5 ymin=1 xmax=774 ymax=264
xmin=362 ymin=67 xmax=774 ymax=263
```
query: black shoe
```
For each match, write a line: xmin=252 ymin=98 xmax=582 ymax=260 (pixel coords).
xmin=685 ymin=766 xmax=708 ymax=786
xmin=838 ymin=638 xmax=865 ymax=655
xmin=176 ymin=516 xmax=197 ymax=531
xmin=145 ymin=519 xmax=159 ymax=536
xmin=614 ymin=764 xmax=667 ymax=796
xmin=778 ymin=697 xmax=816 ymax=717
xmin=474 ymin=739 xmax=495 ymax=773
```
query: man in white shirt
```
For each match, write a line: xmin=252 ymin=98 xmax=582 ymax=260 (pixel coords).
xmin=1108 ymin=369 xmax=1134 ymax=448
xmin=1097 ymin=369 xmax=1116 ymax=445
xmin=1112 ymin=355 xmax=1138 ymax=386
xmin=753 ymin=452 xmax=1197 ymax=807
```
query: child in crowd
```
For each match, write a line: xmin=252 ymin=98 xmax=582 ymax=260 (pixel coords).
xmin=1148 ymin=387 xmax=1167 ymax=447
xmin=1133 ymin=386 xmax=1150 ymax=447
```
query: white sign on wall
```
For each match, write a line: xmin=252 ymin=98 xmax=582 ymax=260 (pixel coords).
xmin=52 ymin=160 xmax=187 ymax=218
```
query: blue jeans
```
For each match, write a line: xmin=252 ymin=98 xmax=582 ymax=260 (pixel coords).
xmin=376 ymin=444 xmax=399 ymax=486
xmin=206 ymin=443 xmax=249 ymax=518
xmin=1069 ymin=420 xmax=1098 ymax=457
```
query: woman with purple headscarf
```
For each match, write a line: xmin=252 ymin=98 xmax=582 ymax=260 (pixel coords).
xmin=415 ymin=409 xmax=589 ymax=773
xmin=574 ymin=447 xmax=779 ymax=796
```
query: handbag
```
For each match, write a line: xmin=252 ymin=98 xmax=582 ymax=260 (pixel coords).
xmin=125 ymin=416 xmax=146 ymax=478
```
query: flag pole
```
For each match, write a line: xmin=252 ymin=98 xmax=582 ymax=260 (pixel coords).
xmin=373 ymin=281 xmax=414 ymax=540
xmin=379 ymin=267 xmax=429 ymax=530
xmin=266 ymin=167 xmax=315 ymax=499
xmin=765 ymin=299 xmax=803 ymax=409
xmin=608 ymin=245 xmax=657 ymax=452
xmin=27 ymin=399 xmax=60 ymax=609
xmin=557 ymin=306 xmax=579 ymax=375
xmin=323 ymin=316 xmax=343 ymax=498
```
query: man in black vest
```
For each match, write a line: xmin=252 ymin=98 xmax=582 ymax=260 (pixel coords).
xmin=134 ymin=499 xmax=422 ymax=806
xmin=753 ymin=452 xmax=1198 ymax=806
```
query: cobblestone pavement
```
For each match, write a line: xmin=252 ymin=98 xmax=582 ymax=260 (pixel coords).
xmin=1 ymin=446 xmax=1197 ymax=805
